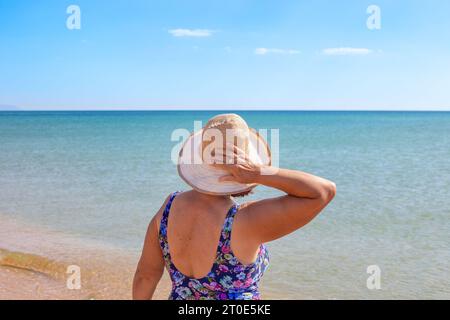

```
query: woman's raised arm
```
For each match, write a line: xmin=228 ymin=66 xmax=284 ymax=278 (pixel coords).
xmin=217 ymin=146 xmax=336 ymax=244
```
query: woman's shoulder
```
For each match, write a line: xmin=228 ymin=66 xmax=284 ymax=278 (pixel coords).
xmin=232 ymin=200 xmax=257 ymax=228
xmin=152 ymin=191 xmax=183 ymax=229
xmin=235 ymin=200 xmax=258 ymax=216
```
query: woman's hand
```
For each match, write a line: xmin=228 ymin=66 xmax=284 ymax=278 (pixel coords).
xmin=213 ymin=144 xmax=263 ymax=184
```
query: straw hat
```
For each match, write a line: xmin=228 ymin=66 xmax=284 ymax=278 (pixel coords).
xmin=177 ymin=113 xmax=271 ymax=195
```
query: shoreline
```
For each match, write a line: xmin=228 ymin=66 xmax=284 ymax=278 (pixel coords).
xmin=0 ymin=214 xmax=171 ymax=300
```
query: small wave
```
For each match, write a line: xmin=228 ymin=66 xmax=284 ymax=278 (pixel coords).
xmin=0 ymin=248 xmax=68 ymax=280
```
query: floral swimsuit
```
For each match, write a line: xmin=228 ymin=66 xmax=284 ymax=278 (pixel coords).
xmin=159 ymin=192 xmax=270 ymax=300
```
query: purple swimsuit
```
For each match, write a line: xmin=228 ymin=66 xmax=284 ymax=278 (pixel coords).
xmin=159 ymin=192 xmax=270 ymax=300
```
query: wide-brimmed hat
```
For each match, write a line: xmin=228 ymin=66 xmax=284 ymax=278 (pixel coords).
xmin=177 ymin=113 xmax=271 ymax=195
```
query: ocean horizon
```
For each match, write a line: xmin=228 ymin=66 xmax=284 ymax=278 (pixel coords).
xmin=2 ymin=109 xmax=450 ymax=112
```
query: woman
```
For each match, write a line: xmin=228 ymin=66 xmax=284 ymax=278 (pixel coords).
xmin=133 ymin=114 xmax=336 ymax=300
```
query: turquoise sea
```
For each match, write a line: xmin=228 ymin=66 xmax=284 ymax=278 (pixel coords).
xmin=0 ymin=111 xmax=449 ymax=299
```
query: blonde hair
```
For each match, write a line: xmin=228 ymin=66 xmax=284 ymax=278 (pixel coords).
xmin=231 ymin=188 xmax=254 ymax=198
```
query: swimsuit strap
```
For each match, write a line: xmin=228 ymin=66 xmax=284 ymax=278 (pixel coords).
xmin=159 ymin=191 xmax=180 ymax=263
xmin=216 ymin=203 xmax=239 ymax=255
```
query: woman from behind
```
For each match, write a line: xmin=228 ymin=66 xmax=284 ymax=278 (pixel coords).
xmin=133 ymin=113 xmax=336 ymax=300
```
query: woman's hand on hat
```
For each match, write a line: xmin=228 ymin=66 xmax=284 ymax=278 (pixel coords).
xmin=213 ymin=144 xmax=262 ymax=184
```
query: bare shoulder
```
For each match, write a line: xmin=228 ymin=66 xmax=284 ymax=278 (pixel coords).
xmin=232 ymin=200 xmax=259 ymax=240
xmin=234 ymin=200 xmax=256 ymax=219
xmin=233 ymin=198 xmax=279 ymax=232
xmin=170 ymin=189 xmax=193 ymax=203
xmin=153 ymin=192 xmax=178 ymax=231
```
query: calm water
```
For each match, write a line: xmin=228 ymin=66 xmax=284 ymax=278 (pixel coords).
xmin=0 ymin=111 xmax=449 ymax=299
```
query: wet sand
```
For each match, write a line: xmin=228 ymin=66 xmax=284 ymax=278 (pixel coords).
xmin=0 ymin=214 xmax=171 ymax=300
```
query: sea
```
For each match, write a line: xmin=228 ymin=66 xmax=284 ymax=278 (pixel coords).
xmin=0 ymin=111 xmax=449 ymax=299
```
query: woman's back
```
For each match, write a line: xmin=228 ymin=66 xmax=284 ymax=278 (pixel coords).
xmin=158 ymin=191 xmax=269 ymax=300
xmin=132 ymin=114 xmax=336 ymax=300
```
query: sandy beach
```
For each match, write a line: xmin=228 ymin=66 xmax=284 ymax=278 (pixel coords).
xmin=0 ymin=214 xmax=171 ymax=300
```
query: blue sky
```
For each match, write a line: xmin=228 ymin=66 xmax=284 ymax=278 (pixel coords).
xmin=0 ymin=0 xmax=449 ymax=110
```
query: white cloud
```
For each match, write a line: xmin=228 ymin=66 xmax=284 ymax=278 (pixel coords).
xmin=168 ymin=29 xmax=214 ymax=37
xmin=322 ymin=47 xmax=372 ymax=55
xmin=255 ymin=48 xmax=300 ymax=55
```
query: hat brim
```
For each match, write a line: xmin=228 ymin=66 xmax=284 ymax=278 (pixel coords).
xmin=177 ymin=129 xmax=271 ymax=196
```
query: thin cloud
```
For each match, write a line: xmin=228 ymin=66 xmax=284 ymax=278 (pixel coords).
xmin=322 ymin=47 xmax=372 ymax=55
xmin=255 ymin=48 xmax=300 ymax=55
xmin=169 ymin=29 xmax=214 ymax=37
